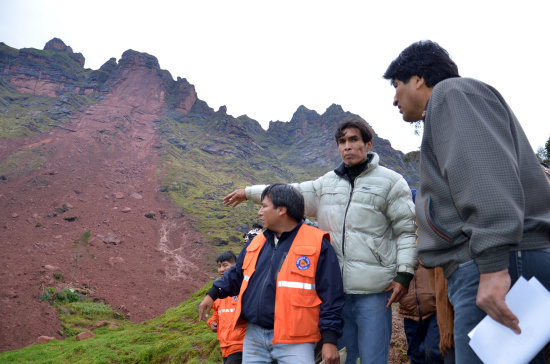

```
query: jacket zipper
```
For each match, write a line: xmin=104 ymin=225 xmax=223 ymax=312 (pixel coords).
xmin=276 ymin=252 xmax=288 ymax=275
xmin=257 ymin=241 xmax=278 ymax=326
xmin=341 ymin=187 xmax=353 ymax=257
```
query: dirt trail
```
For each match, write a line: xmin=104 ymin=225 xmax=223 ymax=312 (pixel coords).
xmin=0 ymin=65 xmax=212 ymax=352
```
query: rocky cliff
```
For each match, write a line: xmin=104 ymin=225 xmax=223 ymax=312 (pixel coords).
xmin=0 ymin=38 xmax=418 ymax=352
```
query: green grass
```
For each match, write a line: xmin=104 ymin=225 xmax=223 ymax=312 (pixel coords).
xmin=0 ymin=148 xmax=48 ymax=179
xmin=155 ymin=114 xmax=290 ymax=253
xmin=0 ymin=77 xmax=101 ymax=140
xmin=0 ymin=284 xmax=222 ymax=363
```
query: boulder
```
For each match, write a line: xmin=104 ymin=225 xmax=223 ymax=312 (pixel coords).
xmin=75 ymin=330 xmax=94 ymax=341
xmin=36 ymin=336 xmax=54 ymax=344
xmin=91 ymin=321 xmax=120 ymax=330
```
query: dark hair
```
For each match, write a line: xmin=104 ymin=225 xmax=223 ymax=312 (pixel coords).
xmin=334 ymin=117 xmax=373 ymax=144
xmin=383 ymin=40 xmax=460 ymax=87
xmin=216 ymin=251 xmax=237 ymax=264
xmin=260 ymin=183 xmax=304 ymax=222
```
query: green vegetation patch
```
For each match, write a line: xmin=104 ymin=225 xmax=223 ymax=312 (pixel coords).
xmin=38 ymin=285 xmax=125 ymax=338
xmin=0 ymin=77 xmax=101 ymax=140
xmin=0 ymin=148 xmax=47 ymax=179
xmin=0 ymin=284 xmax=222 ymax=363
xmin=155 ymin=115 xmax=279 ymax=253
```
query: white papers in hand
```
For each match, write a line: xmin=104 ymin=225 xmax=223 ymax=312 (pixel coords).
xmin=468 ymin=276 xmax=550 ymax=364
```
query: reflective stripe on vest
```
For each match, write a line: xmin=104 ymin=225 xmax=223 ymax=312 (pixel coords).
xmin=277 ymin=281 xmax=316 ymax=290
xmin=218 ymin=308 xmax=236 ymax=313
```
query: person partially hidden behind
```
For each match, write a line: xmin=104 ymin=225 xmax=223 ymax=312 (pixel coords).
xmin=384 ymin=40 xmax=550 ymax=363
xmin=206 ymin=251 xmax=245 ymax=364
xmin=199 ymin=184 xmax=345 ymax=364
xmin=399 ymin=189 xmax=446 ymax=364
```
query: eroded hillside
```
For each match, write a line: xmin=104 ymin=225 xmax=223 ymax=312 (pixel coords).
xmin=0 ymin=38 xmax=419 ymax=353
xmin=0 ymin=42 xmax=211 ymax=351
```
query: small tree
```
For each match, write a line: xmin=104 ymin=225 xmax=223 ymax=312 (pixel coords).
xmin=536 ymin=135 xmax=550 ymax=165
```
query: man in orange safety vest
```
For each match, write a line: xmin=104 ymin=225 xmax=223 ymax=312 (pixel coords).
xmin=199 ymin=184 xmax=344 ymax=364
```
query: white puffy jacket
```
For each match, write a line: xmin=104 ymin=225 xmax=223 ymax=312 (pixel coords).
xmin=245 ymin=152 xmax=417 ymax=294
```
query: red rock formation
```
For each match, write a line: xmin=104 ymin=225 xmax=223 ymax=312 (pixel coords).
xmin=0 ymin=40 xmax=212 ymax=352
xmin=174 ymin=77 xmax=197 ymax=116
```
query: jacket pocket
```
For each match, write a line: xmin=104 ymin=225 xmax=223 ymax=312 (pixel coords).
xmin=287 ymin=294 xmax=321 ymax=337
xmin=370 ymin=237 xmax=396 ymax=267
xmin=424 ymin=196 xmax=452 ymax=243
xmin=357 ymin=235 xmax=395 ymax=267
xmin=290 ymin=246 xmax=317 ymax=278
xmin=242 ymin=243 xmax=261 ymax=270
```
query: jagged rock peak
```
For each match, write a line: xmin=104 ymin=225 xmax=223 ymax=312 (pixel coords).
xmin=43 ymin=38 xmax=85 ymax=67
xmin=324 ymin=104 xmax=344 ymax=115
xmin=290 ymin=105 xmax=320 ymax=124
xmin=119 ymin=50 xmax=160 ymax=70
xmin=100 ymin=57 xmax=118 ymax=70
xmin=44 ymin=38 xmax=71 ymax=52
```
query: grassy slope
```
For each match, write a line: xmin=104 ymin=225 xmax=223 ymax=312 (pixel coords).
xmin=156 ymin=113 xmax=293 ymax=256
xmin=0 ymin=284 xmax=222 ymax=364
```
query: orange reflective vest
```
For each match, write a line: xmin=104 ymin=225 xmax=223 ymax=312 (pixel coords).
xmin=207 ymin=295 xmax=246 ymax=357
xmin=233 ymin=224 xmax=328 ymax=344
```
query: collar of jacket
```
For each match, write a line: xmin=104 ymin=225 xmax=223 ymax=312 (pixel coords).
xmin=334 ymin=152 xmax=375 ymax=180
xmin=262 ymin=222 xmax=303 ymax=244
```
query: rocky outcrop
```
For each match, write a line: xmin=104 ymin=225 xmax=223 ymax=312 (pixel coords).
xmin=264 ymin=103 xmax=419 ymax=185
xmin=44 ymin=38 xmax=85 ymax=68
xmin=171 ymin=77 xmax=197 ymax=116
xmin=0 ymin=39 xmax=203 ymax=115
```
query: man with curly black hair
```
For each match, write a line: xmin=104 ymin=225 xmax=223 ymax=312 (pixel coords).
xmin=384 ymin=40 xmax=550 ymax=364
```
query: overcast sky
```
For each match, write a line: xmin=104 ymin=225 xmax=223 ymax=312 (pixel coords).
xmin=1 ymin=0 xmax=549 ymax=153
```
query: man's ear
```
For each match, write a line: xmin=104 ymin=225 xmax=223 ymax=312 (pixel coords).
xmin=277 ymin=206 xmax=287 ymax=217
xmin=365 ymin=140 xmax=373 ymax=153
xmin=413 ymin=75 xmax=426 ymax=90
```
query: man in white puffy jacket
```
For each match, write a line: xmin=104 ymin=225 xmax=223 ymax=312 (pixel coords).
xmin=224 ymin=117 xmax=417 ymax=364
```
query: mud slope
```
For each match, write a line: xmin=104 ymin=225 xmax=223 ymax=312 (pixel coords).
xmin=0 ymin=60 xmax=211 ymax=351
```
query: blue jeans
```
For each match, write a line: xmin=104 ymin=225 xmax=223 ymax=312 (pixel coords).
xmin=337 ymin=292 xmax=392 ymax=364
xmin=242 ymin=323 xmax=315 ymax=364
xmin=404 ymin=315 xmax=444 ymax=364
xmin=447 ymin=249 xmax=550 ymax=364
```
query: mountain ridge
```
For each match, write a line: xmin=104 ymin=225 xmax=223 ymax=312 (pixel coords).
xmin=0 ymin=38 xmax=418 ymax=352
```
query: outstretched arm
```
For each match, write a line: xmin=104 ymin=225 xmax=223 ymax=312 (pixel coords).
xmin=223 ymin=189 xmax=247 ymax=207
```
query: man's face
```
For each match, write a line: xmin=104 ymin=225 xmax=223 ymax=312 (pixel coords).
xmin=258 ymin=196 xmax=281 ymax=231
xmin=217 ymin=261 xmax=235 ymax=276
xmin=337 ymin=127 xmax=372 ymax=167
xmin=392 ymin=76 xmax=427 ymax=122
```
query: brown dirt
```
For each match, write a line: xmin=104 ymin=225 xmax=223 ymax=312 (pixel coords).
xmin=0 ymin=64 xmax=213 ymax=352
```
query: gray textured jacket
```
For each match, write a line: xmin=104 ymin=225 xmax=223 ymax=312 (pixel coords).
xmin=416 ymin=77 xmax=550 ymax=277
xmin=246 ymin=152 xmax=417 ymax=294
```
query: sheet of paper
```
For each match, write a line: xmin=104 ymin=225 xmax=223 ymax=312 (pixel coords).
xmin=468 ymin=276 xmax=550 ymax=364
